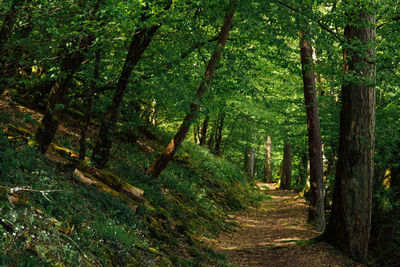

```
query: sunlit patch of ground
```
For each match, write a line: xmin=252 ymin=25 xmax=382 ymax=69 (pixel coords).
xmin=209 ymin=184 xmax=365 ymax=267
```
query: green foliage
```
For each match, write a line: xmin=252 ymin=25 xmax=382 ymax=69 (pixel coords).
xmin=0 ymin=129 xmax=263 ymax=265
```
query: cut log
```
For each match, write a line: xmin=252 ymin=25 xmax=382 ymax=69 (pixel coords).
xmin=75 ymin=161 xmax=144 ymax=202
xmin=4 ymin=124 xmax=144 ymax=202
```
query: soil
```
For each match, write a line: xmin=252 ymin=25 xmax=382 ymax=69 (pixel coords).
xmin=211 ymin=183 xmax=365 ymax=267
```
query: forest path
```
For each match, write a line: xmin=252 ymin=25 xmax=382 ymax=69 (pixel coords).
xmin=211 ymin=183 xmax=363 ymax=267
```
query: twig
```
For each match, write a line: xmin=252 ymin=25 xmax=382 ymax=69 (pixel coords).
xmin=0 ymin=185 xmax=60 ymax=194
xmin=389 ymin=68 xmax=400 ymax=81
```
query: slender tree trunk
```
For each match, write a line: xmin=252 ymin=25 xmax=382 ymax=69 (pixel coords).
xmin=79 ymin=50 xmax=101 ymax=160
xmin=299 ymin=28 xmax=325 ymax=231
xmin=298 ymin=152 xmax=308 ymax=189
xmin=280 ymin=141 xmax=292 ymax=189
xmin=199 ymin=115 xmax=209 ymax=146
xmin=33 ymin=1 xmax=102 ymax=154
xmin=264 ymin=136 xmax=273 ymax=183
xmin=323 ymin=4 xmax=376 ymax=263
xmin=34 ymin=38 xmax=92 ymax=153
xmin=214 ymin=112 xmax=225 ymax=155
xmin=91 ymin=3 xmax=171 ymax=168
xmin=0 ymin=0 xmax=26 ymax=92
xmin=244 ymin=146 xmax=255 ymax=178
xmin=194 ymin=124 xmax=199 ymax=144
xmin=207 ymin=123 xmax=215 ymax=150
xmin=146 ymin=7 xmax=236 ymax=178
xmin=0 ymin=0 xmax=24 ymax=53
xmin=378 ymin=165 xmax=400 ymax=258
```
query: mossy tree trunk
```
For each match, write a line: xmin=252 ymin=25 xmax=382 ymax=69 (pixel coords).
xmin=323 ymin=3 xmax=376 ymax=263
xmin=146 ymin=6 xmax=236 ymax=178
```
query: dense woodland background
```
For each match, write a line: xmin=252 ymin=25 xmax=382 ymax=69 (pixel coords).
xmin=0 ymin=0 xmax=399 ymax=266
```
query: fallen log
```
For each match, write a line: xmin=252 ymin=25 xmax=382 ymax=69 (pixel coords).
xmin=75 ymin=161 xmax=144 ymax=202
xmin=4 ymin=123 xmax=144 ymax=203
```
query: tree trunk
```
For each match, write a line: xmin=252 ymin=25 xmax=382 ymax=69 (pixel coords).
xmin=194 ymin=124 xmax=199 ymax=144
xmin=79 ymin=49 xmax=101 ymax=160
xmin=244 ymin=146 xmax=255 ymax=178
xmin=299 ymin=28 xmax=325 ymax=231
xmin=214 ymin=112 xmax=225 ymax=155
xmin=0 ymin=0 xmax=27 ymax=92
xmin=91 ymin=3 xmax=170 ymax=168
xmin=199 ymin=115 xmax=210 ymax=146
xmin=298 ymin=152 xmax=308 ymax=190
xmin=264 ymin=136 xmax=273 ymax=183
xmin=378 ymin=166 xmax=400 ymax=259
xmin=323 ymin=4 xmax=376 ymax=263
xmin=280 ymin=141 xmax=292 ymax=189
xmin=34 ymin=38 xmax=92 ymax=154
xmin=146 ymin=7 xmax=236 ymax=178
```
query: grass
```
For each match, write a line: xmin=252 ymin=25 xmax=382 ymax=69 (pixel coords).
xmin=0 ymin=117 xmax=265 ymax=266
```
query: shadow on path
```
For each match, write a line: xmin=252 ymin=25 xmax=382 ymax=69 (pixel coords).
xmin=211 ymin=183 xmax=364 ymax=267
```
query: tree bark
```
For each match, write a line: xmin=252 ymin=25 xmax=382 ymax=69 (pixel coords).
xmin=146 ymin=7 xmax=236 ymax=178
xmin=280 ymin=141 xmax=292 ymax=189
xmin=299 ymin=28 xmax=325 ymax=231
xmin=323 ymin=4 xmax=376 ymax=263
xmin=0 ymin=0 xmax=24 ymax=53
xmin=92 ymin=3 xmax=171 ymax=168
xmin=264 ymin=136 xmax=273 ymax=183
xmin=0 ymin=0 xmax=27 ymax=92
xmin=34 ymin=38 xmax=92 ymax=154
xmin=214 ymin=112 xmax=225 ymax=155
xmin=79 ymin=49 xmax=101 ymax=160
xmin=199 ymin=115 xmax=210 ymax=146
xmin=33 ymin=0 xmax=102 ymax=154
xmin=244 ymin=146 xmax=255 ymax=178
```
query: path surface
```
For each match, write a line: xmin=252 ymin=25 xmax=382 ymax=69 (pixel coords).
xmin=212 ymin=183 xmax=364 ymax=267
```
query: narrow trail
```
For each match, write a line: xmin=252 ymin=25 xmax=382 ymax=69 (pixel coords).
xmin=212 ymin=183 xmax=363 ymax=267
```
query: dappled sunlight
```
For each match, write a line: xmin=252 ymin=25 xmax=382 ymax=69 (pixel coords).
xmin=212 ymin=185 xmax=363 ymax=267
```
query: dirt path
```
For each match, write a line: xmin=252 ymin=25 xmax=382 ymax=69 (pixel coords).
xmin=212 ymin=183 xmax=363 ymax=267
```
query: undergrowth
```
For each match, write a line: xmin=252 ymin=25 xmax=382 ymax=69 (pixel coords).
xmin=0 ymin=127 xmax=265 ymax=266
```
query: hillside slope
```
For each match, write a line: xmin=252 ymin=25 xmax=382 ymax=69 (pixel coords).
xmin=0 ymin=99 xmax=264 ymax=266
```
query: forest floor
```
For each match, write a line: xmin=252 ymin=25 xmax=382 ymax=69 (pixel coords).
xmin=209 ymin=183 xmax=365 ymax=267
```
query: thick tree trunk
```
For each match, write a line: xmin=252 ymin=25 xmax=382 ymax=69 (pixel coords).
xmin=323 ymin=5 xmax=376 ymax=263
xmin=280 ymin=141 xmax=292 ymax=189
xmin=264 ymin=136 xmax=273 ymax=182
xmin=199 ymin=115 xmax=210 ymax=146
xmin=299 ymin=29 xmax=325 ymax=231
xmin=146 ymin=8 xmax=236 ymax=178
xmin=79 ymin=50 xmax=101 ymax=160
xmin=214 ymin=112 xmax=225 ymax=155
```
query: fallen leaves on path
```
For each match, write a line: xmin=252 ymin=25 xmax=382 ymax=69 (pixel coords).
xmin=210 ymin=183 xmax=365 ymax=267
